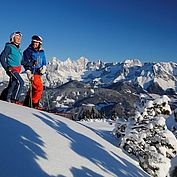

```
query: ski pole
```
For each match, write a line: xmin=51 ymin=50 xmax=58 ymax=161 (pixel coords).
xmin=29 ymin=66 xmax=36 ymax=108
xmin=45 ymin=87 xmax=50 ymax=111
xmin=29 ymin=80 xmax=33 ymax=108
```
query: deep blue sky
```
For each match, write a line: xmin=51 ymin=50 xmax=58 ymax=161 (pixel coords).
xmin=0 ymin=0 xmax=177 ymax=62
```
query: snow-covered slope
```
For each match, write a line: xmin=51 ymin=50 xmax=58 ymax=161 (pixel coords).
xmin=0 ymin=100 xmax=150 ymax=177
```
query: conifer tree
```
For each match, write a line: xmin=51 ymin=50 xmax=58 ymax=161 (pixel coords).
xmin=114 ymin=95 xmax=177 ymax=177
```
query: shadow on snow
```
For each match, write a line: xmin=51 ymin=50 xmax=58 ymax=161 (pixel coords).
xmin=34 ymin=112 xmax=149 ymax=177
xmin=0 ymin=113 xmax=52 ymax=177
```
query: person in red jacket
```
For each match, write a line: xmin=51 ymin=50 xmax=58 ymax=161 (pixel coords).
xmin=22 ymin=35 xmax=46 ymax=109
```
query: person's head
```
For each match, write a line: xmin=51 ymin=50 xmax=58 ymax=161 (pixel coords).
xmin=10 ymin=31 xmax=22 ymax=46
xmin=31 ymin=35 xmax=43 ymax=50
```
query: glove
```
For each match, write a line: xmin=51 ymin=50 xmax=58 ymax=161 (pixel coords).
xmin=40 ymin=65 xmax=46 ymax=75
xmin=26 ymin=70 xmax=33 ymax=81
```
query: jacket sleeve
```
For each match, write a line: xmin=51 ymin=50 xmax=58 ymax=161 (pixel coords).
xmin=42 ymin=51 xmax=47 ymax=66
xmin=0 ymin=46 xmax=11 ymax=70
xmin=22 ymin=49 xmax=34 ymax=71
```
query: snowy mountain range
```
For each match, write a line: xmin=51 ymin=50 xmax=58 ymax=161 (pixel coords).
xmin=44 ymin=57 xmax=177 ymax=94
xmin=0 ymin=57 xmax=176 ymax=120
xmin=0 ymin=57 xmax=176 ymax=93
xmin=41 ymin=58 xmax=177 ymax=120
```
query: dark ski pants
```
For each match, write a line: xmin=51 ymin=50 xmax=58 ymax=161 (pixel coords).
xmin=0 ymin=71 xmax=24 ymax=101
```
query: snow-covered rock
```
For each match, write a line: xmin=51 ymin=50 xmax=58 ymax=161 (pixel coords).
xmin=0 ymin=67 xmax=9 ymax=82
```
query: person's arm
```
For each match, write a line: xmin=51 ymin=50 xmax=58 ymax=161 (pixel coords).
xmin=0 ymin=46 xmax=11 ymax=70
xmin=40 ymin=50 xmax=47 ymax=74
xmin=21 ymin=49 xmax=34 ymax=71
xmin=22 ymin=49 xmax=35 ymax=80
xmin=42 ymin=50 xmax=47 ymax=66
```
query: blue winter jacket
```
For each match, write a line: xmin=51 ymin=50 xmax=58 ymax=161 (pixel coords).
xmin=22 ymin=45 xmax=46 ymax=74
xmin=0 ymin=42 xmax=22 ymax=71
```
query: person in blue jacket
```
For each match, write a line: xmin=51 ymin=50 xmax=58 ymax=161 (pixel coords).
xmin=0 ymin=31 xmax=24 ymax=104
xmin=22 ymin=35 xmax=46 ymax=109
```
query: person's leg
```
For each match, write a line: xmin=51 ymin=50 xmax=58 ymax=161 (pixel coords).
xmin=10 ymin=71 xmax=24 ymax=101
xmin=32 ymin=75 xmax=43 ymax=108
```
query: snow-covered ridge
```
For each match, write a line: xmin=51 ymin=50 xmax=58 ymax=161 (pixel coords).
xmin=0 ymin=100 xmax=150 ymax=177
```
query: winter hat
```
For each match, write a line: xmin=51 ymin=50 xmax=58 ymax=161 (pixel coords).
xmin=10 ymin=31 xmax=22 ymax=42
xmin=31 ymin=35 xmax=43 ymax=44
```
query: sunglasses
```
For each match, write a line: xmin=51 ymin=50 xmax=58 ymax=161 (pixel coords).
xmin=14 ymin=31 xmax=22 ymax=37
